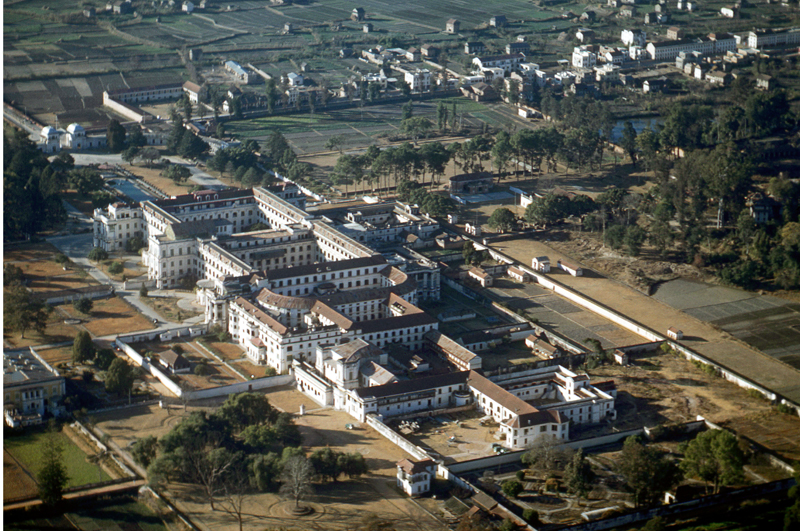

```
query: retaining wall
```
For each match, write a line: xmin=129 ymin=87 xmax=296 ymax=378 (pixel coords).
xmin=187 ymin=374 xmax=294 ymax=400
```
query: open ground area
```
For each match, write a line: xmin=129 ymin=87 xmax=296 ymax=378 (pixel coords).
xmin=94 ymin=387 xmax=448 ymax=531
xmin=61 ymin=295 xmax=154 ymax=338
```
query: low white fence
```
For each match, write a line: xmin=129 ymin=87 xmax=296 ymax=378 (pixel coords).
xmin=71 ymin=421 xmax=136 ymax=478
xmin=117 ymin=335 xmax=294 ymax=400
xmin=365 ymin=414 xmax=429 ymax=461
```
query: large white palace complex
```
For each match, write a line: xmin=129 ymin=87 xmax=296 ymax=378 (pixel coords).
xmin=102 ymin=185 xmax=616 ymax=449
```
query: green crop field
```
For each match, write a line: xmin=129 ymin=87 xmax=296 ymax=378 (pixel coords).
xmin=4 ymin=430 xmax=111 ymax=488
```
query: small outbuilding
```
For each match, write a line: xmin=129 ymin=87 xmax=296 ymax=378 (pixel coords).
xmin=667 ymin=327 xmax=683 ymax=340
xmin=507 ymin=265 xmax=531 ymax=283
xmin=531 ymin=256 xmax=551 ymax=273
xmin=468 ymin=267 xmax=494 ymax=287
xmin=159 ymin=349 xmax=191 ymax=373
xmin=558 ymin=259 xmax=583 ymax=277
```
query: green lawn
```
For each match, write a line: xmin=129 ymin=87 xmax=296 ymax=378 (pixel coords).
xmin=4 ymin=430 xmax=111 ymax=488
xmin=5 ymin=496 xmax=168 ymax=531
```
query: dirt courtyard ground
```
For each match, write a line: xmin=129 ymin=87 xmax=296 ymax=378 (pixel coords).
xmin=94 ymin=386 xmax=448 ymax=531
xmin=586 ymin=348 xmax=800 ymax=462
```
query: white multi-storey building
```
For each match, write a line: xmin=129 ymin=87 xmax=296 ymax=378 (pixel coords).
xmin=747 ymin=28 xmax=800 ymax=50
xmin=4 ymin=350 xmax=66 ymax=427
xmin=93 ymin=202 xmax=145 ymax=252
xmin=621 ymin=29 xmax=646 ymax=47
xmin=572 ymin=46 xmax=597 ymax=69
xmin=472 ymin=54 xmax=524 ymax=73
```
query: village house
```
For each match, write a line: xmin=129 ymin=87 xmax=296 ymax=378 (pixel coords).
xmin=507 ymin=42 xmax=530 ymax=54
xmin=351 ymin=7 xmax=365 ymax=21
xmin=576 ymin=28 xmax=595 ymax=43
xmin=421 ymin=44 xmax=439 ymax=59
xmin=446 ymin=18 xmax=460 ymax=34
xmin=622 ymin=29 xmax=647 ymax=47
xmin=490 ymin=15 xmax=508 ymax=27
xmin=464 ymin=42 xmax=486 ymax=55
xmin=756 ymin=74 xmax=773 ymax=90
xmin=182 ymin=81 xmax=203 ymax=104
xmin=473 ymin=53 xmax=524 ymax=73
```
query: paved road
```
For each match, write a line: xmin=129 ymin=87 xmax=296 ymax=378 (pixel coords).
xmin=70 ymin=153 xmax=225 ymax=189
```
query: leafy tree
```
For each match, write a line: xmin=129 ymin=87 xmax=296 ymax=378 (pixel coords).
xmin=401 ymin=117 xmax=432 ymax=141
xmin=140 ymin=147 xmax=160 ymax=167
xmin=680 ymin=429 xmax=745 ymax=494
xmin=785 ymin=465 xmax=800 ymax=531
xmin=642 ymin=517 xmax=666 ymax=531
xmin=128 ymin=128 xmax=147 ymax=148
xmin=501 ymin=479 xmax=524 ymax=498
xmin=463 ymin=241 xmax=475 ymax=264
xmin=72 ymin=330 xmax=95 ymax=364
xmin=105 ymin=358 xmax=136 ymax=396
xmin=250 ymin=452 xmax=282 ymax=492
xmin=139 ymin=285 xmax=149 ymax=297
xmin=620 ymin=122 xmax=638 ymax=166
xmin=69 ymin=168 xmax=105 ymax=196
xmin=107 ymin=119 xmax=127 ymax=153
xmin=522 ymin=508 xmax=540 ymax=525
xmin=38 ymin=430 xmax=69 ymax=507
xmin=164 ymin=164 xmax=192 ymax=184
xmin=94 ymin=348 xmax=116 ymax=371
xmin=624 ymin=225 xmax=647 ymax=256
xmin=4 ymin=282 xmax=52 ymax=339
xmin=310 ymin=447 xmax=340 ymax=482
xmin=617 ymin=436 xmax=681 ymax=507
xmin=4 ymin=263 xmax=24 ymax=285
xmin=72 ymin=297 xmax=94 ymax=315
xmin=745 ymin=90 xmax=791 ymax=137
xmin=487 ymin=208 xmax=516 ymax=233
xmin=107 ymin=261 xmax=124 ymax=275
xmin=564 ymin=448 xmax=595 ymax=500
xmin=280 ymin=454 xmax=314 ymax=509
xmin=122 ymin=146 xmax=141 ymax=166
xmin=131 ymin=435 xmax=159 ymax=468
xmin=125 ymin=235 xmax=146 ymax=254
xmin=177 ymin=132 xmax=209 ymax=160
xmin=88 ymin=246 xmax=109 ymax=262
xmin=325 ymin=135 xmax=346 ymax=154
xmin=339 ymin=452 xmax=369 ymax=478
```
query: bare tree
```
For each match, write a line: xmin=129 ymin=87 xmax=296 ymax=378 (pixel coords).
xmin=190 ymin=447 xmax=236 ymax=510
xmin=521 ymin=436 xmax=573 ymax=472
xmin=219 ymin=461 xmax=251 ymax=531
xmin=280 ymin=454 xmax=313 ymax=510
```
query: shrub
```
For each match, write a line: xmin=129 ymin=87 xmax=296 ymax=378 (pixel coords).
xmin=516 ymin=470 xmax=526 ymax=482
xmin=747 ymin=388 xmax=767 ymax=401
xmin=72 ymin=297 xmax=93 ymax=315
xmin=776 ymin=403 xmax=795 ymax=415
xmin=139 ymin=285 xmax=149 ymax=298
xmin=53 ymin=254 xmax=70 ymax=265
xmin=522 ymin=509 xmax=540 ymax=525
xmin=194 ymin=360 xmax=209 ymax=376
xmin=265 ymin=366 xmax=277 ymax=377
xmin=217 ymin=330 xmax=232 ymax=342
xmin=501 ymin=480 xmax=524 ymax=498
xmin=107 ymin=261 xmax=124 ymax=275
